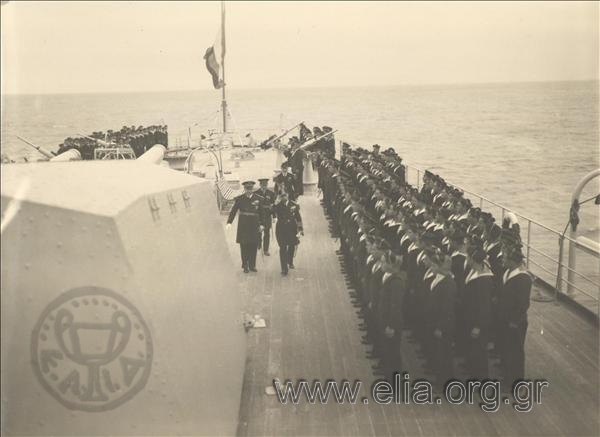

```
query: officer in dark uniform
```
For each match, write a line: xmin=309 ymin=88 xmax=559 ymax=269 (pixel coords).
xmin=290 ymin=145 xmax=306 ymax=195
xmin=273 ymin=191 xmax=303 ymax=276
xmin=321 ymin=126 xmax=335 ymax=157
xmin=226 ymin=181 xmax=265 ymax=273
xmin=256 ymin=178 xmax=276 ymax=256
xmin=274 ymin=162 xmax=297 ymax=200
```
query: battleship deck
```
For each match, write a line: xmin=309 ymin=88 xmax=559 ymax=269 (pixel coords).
xmin=217 ymin=149 xmax=599 ymax=436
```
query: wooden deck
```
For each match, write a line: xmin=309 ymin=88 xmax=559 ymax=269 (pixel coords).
xmin=217 ymin=150 xmax=598 ymax=436
xmin=223 ymin=192 xmax=598 ymax=437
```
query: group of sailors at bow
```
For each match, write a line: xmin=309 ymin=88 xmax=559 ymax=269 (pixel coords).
xmin=56 ymin=124 xmax=168 ymax=159
xmin=317 ymin=143 xmax=532 ymax=390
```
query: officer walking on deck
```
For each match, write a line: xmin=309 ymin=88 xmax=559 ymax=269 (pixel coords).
xmin=256 ymin=178 xmax=276 ymax=256
xmin=273 ymin=191 xmax=303 ymax=276
xmin=227 ymin=181 xmax=265 ymax=273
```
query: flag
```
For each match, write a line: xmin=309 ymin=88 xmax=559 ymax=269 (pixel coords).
xmin=204 ymin=29 xmax=225 ymax=89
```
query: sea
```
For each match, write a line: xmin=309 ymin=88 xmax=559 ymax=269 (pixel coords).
xmin=2 ymin=80 xmax=599 ymax=299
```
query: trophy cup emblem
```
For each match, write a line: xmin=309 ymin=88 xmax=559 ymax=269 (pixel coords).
xmin=32 ymin=287 xmax=153 ymax=412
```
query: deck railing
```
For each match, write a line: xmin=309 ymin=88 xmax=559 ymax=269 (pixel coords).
xmin=402 ymin=164 xmax=599 ymax=315
xmin=338 ymin=140 xmax=599 ymax=315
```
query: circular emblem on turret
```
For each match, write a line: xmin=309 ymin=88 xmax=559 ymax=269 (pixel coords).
xmin=31 ymin=287 xmax=153 ymax=412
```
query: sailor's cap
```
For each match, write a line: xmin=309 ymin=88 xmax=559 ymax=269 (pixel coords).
xmin=258 ymin=178 xmax=269 ymax=183
xmin=242 ymin=180 xmax=256 ymax=188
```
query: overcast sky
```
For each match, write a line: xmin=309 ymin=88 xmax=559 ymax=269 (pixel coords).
xmin=1 ymin=1 xmax=598 ymax=94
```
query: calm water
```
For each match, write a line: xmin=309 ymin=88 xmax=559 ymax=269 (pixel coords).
xmin=2 ymin=81 xmax=599 ymax=294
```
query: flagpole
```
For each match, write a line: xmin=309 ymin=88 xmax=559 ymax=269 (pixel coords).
xmin=221 ymin=0 xmax=227 ymax=134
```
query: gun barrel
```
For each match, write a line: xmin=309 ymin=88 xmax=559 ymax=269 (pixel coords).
xmin=77 ymin=133 xmax=113 ymax=147
xmin=50 ymin=149 xmax=82 ymax=162
xmin=265 ymin=122 xmax=303 ymax=146
xmin=136 ymin=144 xmax=166 ymax=164
xmin=15 ymin=136 xmax=55 ymax=159
xmin=299 ymin=130 xmax=338 ymax=151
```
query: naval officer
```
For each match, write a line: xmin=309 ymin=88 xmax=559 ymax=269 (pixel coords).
xmin=289 ymin=145 xmax=307 ymax=195
xmin=256 ymin=178 xmax=276 ymax=256
xmin=273 ymin=191 xmax=303 ymax=276
xmin=226 ymin=181 xmax=265 ymax=273
xmin=274 ymin=162 xmax=297 ymax=200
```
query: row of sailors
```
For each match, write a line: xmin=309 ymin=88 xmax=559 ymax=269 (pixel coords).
xmin=56 ymin=125 xmax=168 ymax=159
xmin=317 ymin=143 xmax=531 ymax=391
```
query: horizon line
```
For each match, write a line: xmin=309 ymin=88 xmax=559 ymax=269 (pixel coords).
xmin=2 ymin=78 xmax=598 ymax=97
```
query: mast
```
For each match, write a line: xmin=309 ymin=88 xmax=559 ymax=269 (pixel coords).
xmin=221 ymin=0 xmax=227 ymax=134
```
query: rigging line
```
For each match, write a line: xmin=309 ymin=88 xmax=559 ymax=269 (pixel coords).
xmin=171 ymin=109 xmax=222 ymax=138
xmin=226 ymin=108 xmax=244 ymax=146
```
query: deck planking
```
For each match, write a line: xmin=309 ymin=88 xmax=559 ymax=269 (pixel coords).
xmin=216 ymin=150 xmax=598 ymax=436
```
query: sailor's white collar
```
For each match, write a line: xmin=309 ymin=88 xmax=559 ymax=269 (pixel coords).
xmin=503 ymin=266 xmax=529 ymax=284
xmin=485 ymin=241 xmax=500 ymax=252
xmin=465 ymin=267 xmax=494 ymax=284
xmin=382 ymin=271 xmax=394 ymax=284
xmin=424 ymin=268 xmax=435 ymax=280
xmin=372 ymin=262 xmax=381 ymax=274
xmin=431 ymin=273 xmax=451 ymax=291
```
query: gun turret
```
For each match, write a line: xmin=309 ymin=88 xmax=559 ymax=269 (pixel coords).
xmin=1 ymin=161 xmax=245 ymax=435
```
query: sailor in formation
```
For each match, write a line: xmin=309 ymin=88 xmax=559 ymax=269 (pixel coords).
xmin=316 ymin=142 xmax=532 ymax=390
xmin=226 ymin=181 xmax=265 ymax=273
xmin=256 ymin=178 xmax=277 ymax=256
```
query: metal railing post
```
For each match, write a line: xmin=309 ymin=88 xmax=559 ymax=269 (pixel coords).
xmin=526 ymin=220 xmax=531 ymax=269
xmin=556 ymin=234 xmax=565 ymax=295
xmin=567 ymin=239 xmax=577 ymax=295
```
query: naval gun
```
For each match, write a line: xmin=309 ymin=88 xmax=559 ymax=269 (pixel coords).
xmin=1 ymin=156 xmax=246 ymax=435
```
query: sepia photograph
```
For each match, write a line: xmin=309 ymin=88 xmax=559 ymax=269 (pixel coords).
xmin=1 ymin=1 xmax=599 ymax=436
